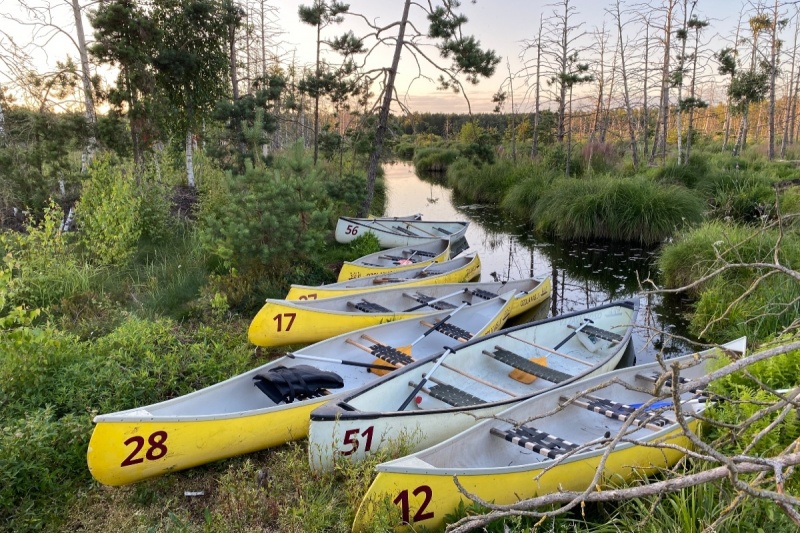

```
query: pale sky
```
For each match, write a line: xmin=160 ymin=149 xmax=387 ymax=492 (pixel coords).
xmin=0 ymin=0 xmax=770 ymax=114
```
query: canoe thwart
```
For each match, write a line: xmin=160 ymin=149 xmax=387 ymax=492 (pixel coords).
xmin=487 ymin=346 xmax=572 ymax=384
xmin=561 ymin=395 xmax=671 ymax=431
xmin=346 ymin=300 xmax=393 ymax=313
xmin=392 ymin=226 xmax=420 ymax=236
xmin=408 ymin=249 xmax=437 ymax=258
xmin=369 ymin=343 xmax=415 ymax=366
xmin=408 ymin=378 xmax=486 ymax=408
xmin=567 ymin=323 xmax=623 ymax=343
xmin=253 ymin=365 xmax=344 ymax=404
xmin=490 ymin=425 xmax=580 ymax=460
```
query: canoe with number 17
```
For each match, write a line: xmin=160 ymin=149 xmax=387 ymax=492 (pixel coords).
xmin=86 ymin=292 xmax=517 ymax=486
xmin=248 ymin=277 xmax=551 ymax=347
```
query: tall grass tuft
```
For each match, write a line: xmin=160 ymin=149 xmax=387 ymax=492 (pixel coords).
xmin=412 ymin=146 xmax=461 ymax=173
xmin=447 ymin=159 xmax=527 ymax=204
xmin=533 ymin=176 xmax=703 ymax=243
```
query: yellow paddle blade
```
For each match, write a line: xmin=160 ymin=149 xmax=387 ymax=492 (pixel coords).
xmin=369 ymin=358 xmax=398 ymax=376
xmin=509 ymin=356 xmax=548 ymax=384
xmin=397 ymin=345 xmax=412 ymax=356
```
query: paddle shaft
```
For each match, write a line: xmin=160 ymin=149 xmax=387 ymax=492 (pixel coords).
xmin=553 ymin=318 xmax=594 ymax=351
xmin=288 ymin=352 xmax=397 ymax=371
xmin=404 ymin=301 xmax=470 ymax=350
xmin=402 ymin=288 xmax=469 ymax=312
xmin=398 ymin=348 xmax=455 ymax=411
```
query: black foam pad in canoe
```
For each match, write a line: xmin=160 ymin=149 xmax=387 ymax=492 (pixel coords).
xmin=253 ymin=365 xmax=344 ymax=404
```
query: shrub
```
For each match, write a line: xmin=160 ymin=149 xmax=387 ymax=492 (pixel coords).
xmin=76 ymin=154 xmax=142 ymax=266
xmin=412 ymin=147 xmax=461 ymax=173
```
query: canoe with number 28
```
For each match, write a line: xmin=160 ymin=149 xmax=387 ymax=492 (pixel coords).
xmin=86 ymin=292 xmax=517 ymax=486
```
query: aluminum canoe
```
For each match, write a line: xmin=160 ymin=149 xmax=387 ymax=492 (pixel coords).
xmin=86 ymin=293 xmax=517 ymax=486
xmin=248 ymin=277 xmax=551 ymax=347
xmin=337 ymin=239 xmax=451 ymax=282
xmin=308 ymin=300 xmax=637 ymax=472
xmin=285 ymin=254 xmax=481 ymax=301
xmin=352 ymin=337 xmax=747 ymax=532
xmin=335 ymin=216 xmax=469 ymax=248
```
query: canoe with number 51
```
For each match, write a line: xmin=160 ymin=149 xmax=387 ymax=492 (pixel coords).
xmin=285 ymin=254 xmax=481 ymax=301
xmin=248 ymin=277 xmax=551 ymax=347
xmin=351 ymin=337 xmax=747 ymax=532
xmin=86 ymin=291 xmax=517 ymax=486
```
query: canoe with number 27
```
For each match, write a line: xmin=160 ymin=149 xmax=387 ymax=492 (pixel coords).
xmin=86 ymin=292 xmax=517 ymax=486
xmin=285 ymin=254 xmax=481 ymax=301
xmin=337 ymin=239 xmax=451 ymax=282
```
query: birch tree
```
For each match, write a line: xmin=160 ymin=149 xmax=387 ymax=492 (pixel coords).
xmin=610 ymin=0 xmax=639 ymax=169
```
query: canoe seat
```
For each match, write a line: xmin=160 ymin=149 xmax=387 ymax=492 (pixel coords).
xmin=351 ymin=300 xmax=392 ymax=313
xmin=392 ymin=225 xmax=420 ymax=236
xmin=370 ymin=344 xmax=414 ymax=366
xmin=428 ymin=321 xmax=473 ymax=342
xmin=415 ymin=269 xmax=442 ymax=277
xmin=569 ymin=324 xmax=623 ymax=344
xmin=566 ymin=395 xmax=670 ymax=428
xmin=409 ymin=249 xmax=437 ymax=258
xmin=434 ymin=226 xmax=453 ymax=235
xmin=411 ymin=380 xmax=486 ymax=407
xmin=412 ymin=293 xmax=457 ymax=310
xmin=490 ymin=426 xmax=579 ymax=459
xmin=471 ymin=289 xmax=499 ymax=300
xmin=485 ymin=346 xmax=572 ymax=383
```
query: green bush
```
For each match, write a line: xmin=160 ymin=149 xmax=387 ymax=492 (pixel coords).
xmin=76 ymin=154 xmax=142 ymax=266
xmin=412 ymin=146 xmax=461 ymax=173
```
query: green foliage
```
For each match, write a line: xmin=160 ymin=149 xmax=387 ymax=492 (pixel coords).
xmin=412 ymin=146 xmax=461 ymax=173
xmin=653 ymin=154 xmax=710 ymax=188
xmin=500 ymin=165 xmax=560 ymax=221
xmin=197 ymin=143 xmax=331 ymax=271
xmin=76 ymin=154 xmax=143 ymax=265
xmin=659 ymin=222 xmax=800 ymax=342
xmin=447 ymin=158 xmax=518 ymax=203
xmin=534 ymin=176 xmax=704 ymax=243
xmin=699 ymin=169 xmax=776 ymax=223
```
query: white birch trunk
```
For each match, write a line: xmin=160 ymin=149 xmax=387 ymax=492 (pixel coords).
xmin=186 ymin=130 xmax=196 ymax=188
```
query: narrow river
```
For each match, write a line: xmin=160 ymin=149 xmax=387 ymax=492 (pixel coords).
xmin=383 ymin=162 xmax=695 ymax=364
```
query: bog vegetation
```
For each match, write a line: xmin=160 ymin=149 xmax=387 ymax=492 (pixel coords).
xmin=2 ymin=0 xmax=800 ymax=530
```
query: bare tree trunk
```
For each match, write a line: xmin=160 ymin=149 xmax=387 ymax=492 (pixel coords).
xmin=590 ymin=25 xmax=606 ymax=144
xmin=531 ymin=15 xmax=543 ymax=158
xmin=768 ymin=0 xmax=779 ymax=160
xmin=186 ymin=130 xmax=196 ymax=188
xmin=0 ymin=99 xmax=5 ymax=141
xmin=506 ymin=60 xmax=517 ymax=162
xmin=71 ymin=0 xmax=97 ymax=174
xmin=360 ymin=0 xmax=411 ymax=217
xmin=615 ymin=0 xmax=639 ymax=169
xmin=601 ymin=44 xmax=616 ymax=143
xmin=675 ymin=0 xmax=690 ymax=164
xmin=724 ymin=10 xmax=744 ymax=151
xmin=781 ymin=12 xmax=799 ymax=157
xmin=791 ymin=54 xmax=800 ymax=145
xmin=650 ymin=0 xmax=675 ymax=165
xmin=557 ymin=0 xmax=570 ymax=144
xmin=642 ymin=16 xmax=651 ymax=162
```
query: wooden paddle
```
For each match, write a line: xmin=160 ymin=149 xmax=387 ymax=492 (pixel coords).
xmin=398 ymin=347 xmax=456 ymax=411
xmin=396 ymin=301 xmax=471 ymax=356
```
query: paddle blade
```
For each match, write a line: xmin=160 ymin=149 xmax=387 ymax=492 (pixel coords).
xmin=369 ymin=358 xmax=398 ymax=376
xmin=508 ymin=356 xmax=548 ymax=384
xmin=397 ymin=345 xmax=412 ymax=356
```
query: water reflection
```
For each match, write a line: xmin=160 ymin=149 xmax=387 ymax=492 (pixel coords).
xmin=384 ymin=163 xmax=695 ymax=362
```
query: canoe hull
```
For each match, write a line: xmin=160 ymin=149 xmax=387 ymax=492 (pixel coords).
xmin=337 ymin=240 xmax=451 ymax=282
xmin=285 ymin=255 xmax=481 ymax=301
xmin=249 ymin=277 xmax=550 ymax=347
xmin=352 ymin=426 xmax=693 ymax=532
xmin=87 ymin=399 xmax=322 ymax=486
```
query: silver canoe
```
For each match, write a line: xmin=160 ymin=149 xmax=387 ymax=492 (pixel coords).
xmin=308 ymin=300 xmax=638 ymax=472
xmin=335 ymin=216 xmax=469 ymax=248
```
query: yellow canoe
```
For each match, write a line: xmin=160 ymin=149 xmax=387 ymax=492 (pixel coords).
xmin=248 ymin=277 xmax=551 ymax=347
xmin=285 ymin=254 xmax=481 ymax=301
xmin=337 ymin=239 xmax=451 ymax=282
xmin=352 ymin=338 xmax=747 ymax=532
xmin=86 ymin=294 xmax=516 ymax=486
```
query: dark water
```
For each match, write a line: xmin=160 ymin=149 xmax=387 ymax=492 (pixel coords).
xmin=383 ymin=163 xmax=696 ymax=364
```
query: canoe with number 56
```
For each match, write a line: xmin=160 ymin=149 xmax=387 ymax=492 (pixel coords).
xmin=86 ymin=291 xmax=517 ymax=486
xmin=337 ymin=239 xmax=451 ymax=282
xmin=285 ymin=254 xmax=481 ymax=301
xmin=248 ymin=277 xmax=551 ymax=347
xmin=351 ymin=337 xmax=747 ymax=532
xmin=335 ymin=217 xmax=469 ymax=248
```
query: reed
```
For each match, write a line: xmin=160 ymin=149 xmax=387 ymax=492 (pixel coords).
xmin=447 ymin=159 xmax=526 ymax=204
xmin=412 ymin=146 xmax=461 ymax=173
